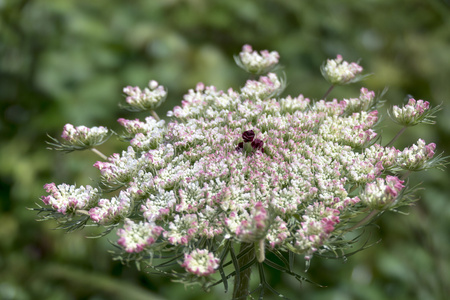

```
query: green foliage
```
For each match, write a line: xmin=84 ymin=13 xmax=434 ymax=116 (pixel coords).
xmin=1 ymin=0 xmax=449 ymax=299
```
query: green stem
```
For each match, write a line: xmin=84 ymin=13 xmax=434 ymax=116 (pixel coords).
xmin=232 ymin=243 xmax=254 ymax=300
xmin=400 ymin=170 xmax=412 ymax=180
xmin=346 ymin=209 xmax=379 ymax=231
xmin=385 ymin=126 xmax=407 ymax=147
xmin=322 ymin=84 xmax=335 ymax=99
xmin=255 ymin=239 xmax=266 ymax=263
xmin=76 ymin=209 xmax=90 ymax=216
xmin=90 ymin=147 xmax=107 ymax=160
xmin=151 ymin=110 xmax=160 ymax=121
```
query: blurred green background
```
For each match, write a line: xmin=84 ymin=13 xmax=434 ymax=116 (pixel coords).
xmin=1 ymin=0 xmax=450 ymax=299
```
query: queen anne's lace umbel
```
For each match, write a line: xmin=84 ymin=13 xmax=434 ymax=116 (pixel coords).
xmin=321 ymin=54 xmax=363 ymax=85
xmin=39 ymin=46 xmax=443 ymax=294
xmin=235 ymin=44 xmax=280 ymax=74
xmin=61 ymin=124 xmax=109 ymax=147
xmin=42 ymin=183 xmax=99 ymax=214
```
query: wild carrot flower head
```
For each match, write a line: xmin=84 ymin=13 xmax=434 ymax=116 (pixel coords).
xmin=38 ymin=45 xmax=445 ymax=297
xmin=83 ymin=73 xmax=418 ymax=261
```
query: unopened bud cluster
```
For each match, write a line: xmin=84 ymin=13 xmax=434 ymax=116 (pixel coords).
xmin=391 ymin=98 xmax=432 ymax=126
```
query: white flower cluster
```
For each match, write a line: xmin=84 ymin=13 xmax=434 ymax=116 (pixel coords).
xmin=294 ymin=203 xmax=340 ymax=260
xmin=241 ymin=72 xmax=283 ymax=100
xmin=318 ymin=110 xmax=378 ymax=148
xmin=344 ymin=87 xmax=376 ymax=113
xmin=181 ymin=249 xmax=220 ymax=277
xmin=41 ymin=183 xmax=99 ymax=214
xmin=361 ymin=176 xmax=405 ymax=209
xmin=322 ymin=54 xmax=363 ymax=85
xmin=118 ymin=116 xmax=165 ymax=137
xmin=61 ymin=124 xmax=109 ymax=147
xmin=94 ymin=146 xmax=144 ymax=184
xmin=117 ymin=219 xmax=163 ymax=253
xmin=40 ymin=46 xmax=441 ymax=283
xmin=236 ymin=44 xmax=280 ymax=74
xmin=141 ymin=188 xmax=177 ymax=221
xmin=123 ymin=80 xmax=167 ymax=111
xmin=392 ymin=98 xmax=430 ymax=126
xmin=89 ymin=189 xmax=132 ymax=225
xmin=129 ymin=122 xmax=166 ymax=151
xmin=396 ymin=138 xmax=436 ymax=171
xmin=225 ymin=202 xmax=269 ymax=243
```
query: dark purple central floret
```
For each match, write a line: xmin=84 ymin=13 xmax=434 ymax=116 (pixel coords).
xmin=235 ymin=142 xmax=244 ymax=151
xmin=236 ymin=130 xmax=264 ymax=153
xmin=251 ymin=138 xmax=264 ymax=151
xmin=242 ymin=130 xmax=255 ymax=143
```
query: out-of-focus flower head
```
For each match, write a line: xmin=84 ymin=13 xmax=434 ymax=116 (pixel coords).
xmin=117 ymin=219 xmax=163 ymax=253
xmin=122 ymin=80 xmax=167 ymax=111
xmin=321 ymin=54 xmax=364 ymax=85
xmin=235 ymin=44 xmax=280 ymax=75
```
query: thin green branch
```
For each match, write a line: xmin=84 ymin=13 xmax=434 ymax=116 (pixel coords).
xmin=90 ymin=148 xmax=108 ymax=160
xmin=385 ymin=126 xmax=407 ymax=147
xmin=151 ymin=110 xmax=160 ymax=121
xmin=322 ymin=84 xmax=335 ymax=99
xmin=76 ymin=209 xmax=90 ymax=216
xmin=346 ymin=209 xmax=380 ymax=231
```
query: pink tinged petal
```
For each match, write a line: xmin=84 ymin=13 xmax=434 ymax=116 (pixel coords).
xmin=242 ymin=44 xmax=253 ymax=52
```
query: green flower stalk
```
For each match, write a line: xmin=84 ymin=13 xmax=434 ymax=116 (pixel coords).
xmin=36 ymin=45 xmax=446 ymax=300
